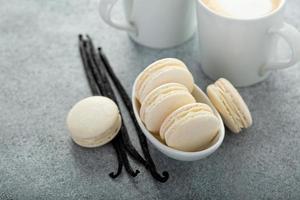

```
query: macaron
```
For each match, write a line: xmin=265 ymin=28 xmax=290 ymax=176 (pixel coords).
xmin=160 ymin=103 xmax=220 ymax=152
xmin=135 ymin=58 xmax=194 ymax=103
xmin=66 ymin=96 xmax=121 ymax=148
xmin=140 ymin=83 xmax=196 ymax=133
xmin=207 ymin=78 xmax=252 ymax=133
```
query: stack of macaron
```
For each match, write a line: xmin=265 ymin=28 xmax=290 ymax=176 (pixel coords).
xmin=135 ymin=58 xmax=253 ymax=152
xmin=135 ymin=58 xmax=221 ymax=152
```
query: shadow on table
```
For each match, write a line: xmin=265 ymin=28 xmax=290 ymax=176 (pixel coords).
xmin=68 ymin=136 xmax=213 ymax=192
xmin=69 ymin=139 xmax=117 ymax=178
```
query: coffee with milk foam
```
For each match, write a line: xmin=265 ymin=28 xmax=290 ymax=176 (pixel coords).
xmin=202 ymin=0 xmax=281 ymax=19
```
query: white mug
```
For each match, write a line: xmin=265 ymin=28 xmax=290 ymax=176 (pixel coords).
xmin=196 ymin=0 xmax=300 ymax=86
xmin=99 ymin=0 xmax=196 ymax=49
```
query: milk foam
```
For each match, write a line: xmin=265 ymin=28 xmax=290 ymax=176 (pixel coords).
xmin=202 ymin=0 xmax=281 ymax=19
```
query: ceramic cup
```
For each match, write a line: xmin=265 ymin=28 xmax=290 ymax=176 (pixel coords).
xmin=196 ymin=0 xmax=300 ymax=86
xmin=99 ymin=0 xmax=196 ymax=49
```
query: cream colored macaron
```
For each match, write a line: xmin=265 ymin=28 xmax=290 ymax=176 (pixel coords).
xmin=207 ymin=78 xmax=252 ymax=133
xmin=160 ymin=103 xmax=220 ymax=152
xmin=140 ymin=83 xmax=196 ymax=134
xmin=66 ymin=96 xmax=121 ymax=148
xmin=135 ymin=58 xmax=194 ymax=103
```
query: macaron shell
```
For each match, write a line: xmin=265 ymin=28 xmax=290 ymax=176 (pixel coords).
xmin=135 ymin=58 xmax=186 ymax=99
xmin=207 ymin=84 xmax=241 ymax=133
xmin=72 ymin=115 xmax=122 ymax=148
xmin=142 ymin=91 xmax=196 ymax=133
xmin=67 ymin=96 xmax=121 ymax=147
xmin=165 ymin=114 xmax=220 ymax=152
xmin=140 ymin=83 xmax=192 ymax=121
xmin=159 ymin=103 xmax=213 ymax=140
xmin=135 ymin=58 xmax=193 ymax=102
xmin=139 ymin=67 xmax=194 ymax=102
xmin=217 ymin=78 xmax=252 ymax=128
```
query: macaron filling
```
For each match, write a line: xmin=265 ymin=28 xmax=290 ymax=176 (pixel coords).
xmin=215 ymin=81 xmax=248 ymax=129
xmin=208 ymin=85 xmax=242 ymax=133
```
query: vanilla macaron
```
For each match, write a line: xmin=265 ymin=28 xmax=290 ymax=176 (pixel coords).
xmin=67 ymin=96 xmax=121 ymax=148
xmin=135 ymin=58 xmax=194 ymax=103
xmin=140 ymin=83 xmax=196 ymax=133
xmin=207 ymin=78 xmax=252 ymax=133
xmin=160 ymin=103 xmax=220 ymax=152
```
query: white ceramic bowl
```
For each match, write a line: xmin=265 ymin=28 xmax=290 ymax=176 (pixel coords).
xmin=132 ymin=83 xmax=225 ymax=161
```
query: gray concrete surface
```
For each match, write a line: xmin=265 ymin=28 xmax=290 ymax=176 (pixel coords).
xmin=0 ymin=0 xmax=300 ymax=199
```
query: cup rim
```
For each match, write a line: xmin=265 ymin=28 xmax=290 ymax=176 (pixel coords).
xmin=197 ymin=0 xmax=285 ymax=21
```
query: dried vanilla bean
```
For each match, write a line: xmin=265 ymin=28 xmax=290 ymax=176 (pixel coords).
xmin=98 ymin=48 xmax=169 ymax=182
xmin=79 ymin=34 xmax=169 ymax=182
xmin=81 ymin=35 xmax=140 ymax=177
xmin=79 ymin=35 xmax=124 ymax=178
xmin=85 ymin=36 xmax=147 ymax=167
xmin=78 ymin=35 xmax=100 ymax=95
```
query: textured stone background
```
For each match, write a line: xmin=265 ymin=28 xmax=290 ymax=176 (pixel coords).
xmin=0 ymin=0 xmax=299 ymax=199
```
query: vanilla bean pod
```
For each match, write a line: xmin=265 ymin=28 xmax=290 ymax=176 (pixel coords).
xmin=85 ymin=36 xmax=147 ymax=167
xmin=79 ymin=35 xmax=126 ymax=178
xmin=98 ymin=48 xmax=169 ymax=182
xmin=82 ymin=35 xmax=139 ymax=177
xmin=109 ymin=139 xmax=124 ymax=178
xmin=118 ymin=138 xmax=140 ymax=177
xmin=78 ymin=35 xmax=100 ymax=95
xmin=79 ymin=36 xmax=127 ymax=178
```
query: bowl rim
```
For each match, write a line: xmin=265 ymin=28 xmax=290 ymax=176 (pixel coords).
xmin=132 ymin=81 xmax=225 ymax=158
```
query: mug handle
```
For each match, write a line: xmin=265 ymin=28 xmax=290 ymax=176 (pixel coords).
xmin=261 ymin=23 xmax=300 ymax=75
xmin=98 ymin=0 xmax=137 ymax=34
